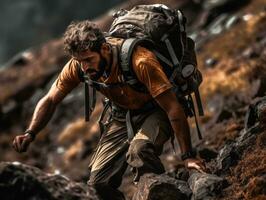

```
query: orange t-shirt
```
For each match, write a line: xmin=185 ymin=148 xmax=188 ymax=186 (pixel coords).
xmin=55 ymin=38 xmax=172 ymax=110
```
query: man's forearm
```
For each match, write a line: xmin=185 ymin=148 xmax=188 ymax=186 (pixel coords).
xmin=168 ymin=109 xmax=192 ymax=154
xmin=27 ymin=95 xmax=57 ymax=136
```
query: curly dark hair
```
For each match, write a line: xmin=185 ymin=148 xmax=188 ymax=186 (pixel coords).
xmin=63 ymin=20 xmax=106 ymax=55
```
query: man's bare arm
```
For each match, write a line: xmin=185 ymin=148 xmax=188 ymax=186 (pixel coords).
xmin=12 ymin=83 xmax=68 ymax=152
xmin=27 ymin=83 xmax=67 ymax=137
xmin=155 ymin=89 xmax=206 ymax=172
xmin=155 ymin=89 xmax=192 ymax=154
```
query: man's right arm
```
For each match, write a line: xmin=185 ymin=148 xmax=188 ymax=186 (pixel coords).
xmin=27 ymin=83 xmax=68 ymax=137
xmin=13 ymin=59 xmax=81 ymax=152
xmin=12 ymin=83 xmax=69 ymax=153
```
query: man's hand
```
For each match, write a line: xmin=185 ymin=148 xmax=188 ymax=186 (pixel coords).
xmin=12 ymin=133 xmax=34 ymax=153
xmin=184 ymin=158 xmax=207 ymax=173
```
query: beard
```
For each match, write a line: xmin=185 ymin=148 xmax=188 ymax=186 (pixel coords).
xmin=89 ymin=56 xmax=107 ymax=81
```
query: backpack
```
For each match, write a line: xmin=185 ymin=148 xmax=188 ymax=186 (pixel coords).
xmin=109 ymin=4 xmax=204 ymax=138
xmin=80 ymin=4 xmax=204 ymax=139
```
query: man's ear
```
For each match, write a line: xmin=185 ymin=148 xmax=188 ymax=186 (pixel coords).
xmin=100 ymin=43 xmax=111 ymax=56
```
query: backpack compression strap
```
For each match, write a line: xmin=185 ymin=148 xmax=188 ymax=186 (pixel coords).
xmin=77 ymin=66 xmax=97 ymax=121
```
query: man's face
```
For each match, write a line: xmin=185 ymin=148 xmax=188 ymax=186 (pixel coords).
xmin=73 ymin=49 xmax=107 ymax=81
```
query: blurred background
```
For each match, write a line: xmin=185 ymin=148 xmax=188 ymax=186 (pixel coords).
xmin=0 ymin=0 xmax=124 ymax=67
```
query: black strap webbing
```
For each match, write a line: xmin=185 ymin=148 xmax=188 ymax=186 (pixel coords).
xmin=84 ymin=74 xmax=97 ymax=122
xmin=194 ymin=88 xmax=204 ymax=116
xmin=84 ymin=76 xmax=90 ymax=121
xmin=188 ymin=94 xmax=202 ymax=140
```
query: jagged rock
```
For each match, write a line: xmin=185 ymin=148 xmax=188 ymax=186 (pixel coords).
xmin=207 ymin=14 xmax=229 ymax=35
xmin=176 ymin=167 xmax=190 ymax=182
xmin=215 ymin=139 xmax=239 ymax=174
xmin=0 ymin=162 xmax=99 ymax=200
xmin=133 ymin=173 xmax=192 ymax=200
xmin=213 ymin=98 xmax=266 ymax=175
xmin=216 ymin=123 xmax=263 ymax=174
xmin=202 ymin=0 xmax=250 ymax=28
xmin=165 ymin=167 xmax=190 ymax=182
xmin=198 ymin=147 xmax=218 ymax=162
xmin=188 ymin=172 xmax=227 ymax=200
xmin=245 ymin=96 xmax=266 ymax=129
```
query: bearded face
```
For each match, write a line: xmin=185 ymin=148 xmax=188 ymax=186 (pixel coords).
xmin=74 ymin=49 xmax=108 ymax=81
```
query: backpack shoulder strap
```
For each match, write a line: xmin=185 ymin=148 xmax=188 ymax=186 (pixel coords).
xmin=76 ymin=63 xmax=97 ymax=121
xmin=119 ymin=38 xmax=154 ymax=93
xmin=120 ymin=38 xmax=142 ymax=83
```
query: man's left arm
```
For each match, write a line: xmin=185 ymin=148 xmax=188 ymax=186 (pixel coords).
xmin=132 ymin=46 xmax=206 ymax=172
xmin=154 ymin=89 xmax=206 ymax=173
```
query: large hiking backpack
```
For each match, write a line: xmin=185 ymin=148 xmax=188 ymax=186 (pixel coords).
xmin=81 ymin=4 xmax=204 ymax=139
xmin=109 ymin=4 xmax=204 ymax=138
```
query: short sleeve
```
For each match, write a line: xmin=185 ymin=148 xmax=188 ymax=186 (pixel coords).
xmin=55 ymin=58 xmax=81 ymax=95
xmin=132 ymin=46 xmax=173 ymax=98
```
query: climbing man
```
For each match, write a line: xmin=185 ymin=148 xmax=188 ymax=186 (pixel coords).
xmin=13 ymin=4 xmax=206 ymax=200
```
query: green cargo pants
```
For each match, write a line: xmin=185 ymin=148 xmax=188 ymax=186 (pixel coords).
xmin=87 ymin=105 xmax=173 ymax=200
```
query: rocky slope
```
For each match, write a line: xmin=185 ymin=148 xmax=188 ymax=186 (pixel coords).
xmin=0 ymin=0 xmax=265 ymax=199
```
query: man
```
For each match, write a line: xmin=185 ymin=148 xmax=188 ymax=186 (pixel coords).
xmin=13 ymin=20 xmax=206 ymax=200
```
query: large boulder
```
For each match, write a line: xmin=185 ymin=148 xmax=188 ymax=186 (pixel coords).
xmin=215 ymin=97 xmax=266 ymax=174
xmin=188 ymin=172 xmax=227 ymax=200
xmin=0 ymin=162 xmax=99 ymax=200
xmin=133 ymin=173 xmax=192 ymax=200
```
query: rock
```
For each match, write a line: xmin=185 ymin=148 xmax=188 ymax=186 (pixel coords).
xmin=198 ymin=147 xmax=218 ymax=162
xmin=205 ymin=13 xmax=240 ymax=36
xmin=242 ymin=47 xmax=260 ymax=59
xmin=245 ymin=96 xmax=266 ymax=129
xmin=225 ymin=14 xmax=241 ymax=29
xmin=207 ymin=14 xmax=228 ymax=35
xmin=258 ymin=102 xmax=266 ymax=129
xmin=215 ymin=122 xmax=263 ymax=174
xmin=176 ymin=167 xmax=190 ymax=182
xmin=215 ymin=140 xmax=239 ymax=173
xmin=202 ymin=0 xmax=250 ymax=11
xmin=0 ymin=162 xmax=99 ymax=200
xmin=133 ymin=173 xmax=192 ymax=200
xmin=205 ymin=57 xmax=218 ymax=68
xmin=213 ymin=98 xmax=266 ymax=174
xmin=188 ymin=172 xmax=228 ymax=200
xmin=205 ymin=94 xmax=234 ymax=128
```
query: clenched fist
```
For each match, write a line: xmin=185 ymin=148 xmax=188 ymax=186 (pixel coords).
xmin=12 ymin=133 xmax=34 ymax=153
